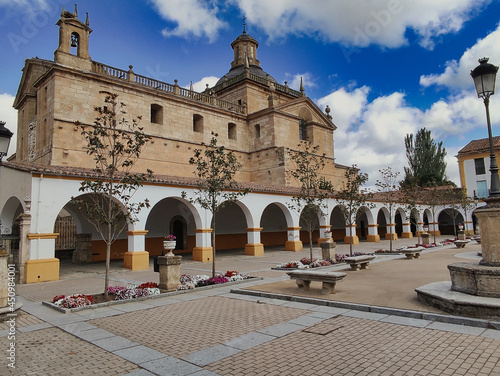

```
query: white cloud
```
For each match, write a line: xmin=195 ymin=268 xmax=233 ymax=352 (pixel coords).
xmin=232 ymin=0 xmax=488 ymax=49
xmin=420 ymin=24 xmax=500 ymax=90
xmin=317 ymin=85 xmax=488 ymax=189
xmin=187 ymin=76 xmax=220 ymax=92
xmin=284 ymin=72 xmax=316 ymax=91
xmin=150 ymin=0 xmax=228 ymax=43
xmin=0 ymin=93 xmax=17 ymax=158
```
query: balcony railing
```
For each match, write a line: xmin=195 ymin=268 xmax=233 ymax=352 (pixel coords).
xmin=91 ymin=62 xmax=245 ymax=114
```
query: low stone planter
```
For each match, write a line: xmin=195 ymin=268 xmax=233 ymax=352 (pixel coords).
xmin=42 ymin=277 xmax=260 ymax=313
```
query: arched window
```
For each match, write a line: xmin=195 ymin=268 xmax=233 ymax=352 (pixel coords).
xmin=151 ymin=104 xmax=163 ymax=124
xmin=193 ymin=114 xmax=203 ymax=133
xmin=70 ymin=32 xmax=79 ymax=55
xmin=228 ymin=123 xmax=237 ymax=140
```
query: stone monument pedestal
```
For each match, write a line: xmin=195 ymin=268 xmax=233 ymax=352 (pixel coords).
xmin=157 ymin=255 xmax=182 ymax=291
xmin=417 ymin=196 xmax=500 ymax=319
xmin=320 ymin=240 xmax=336 ymax=261
xmin=421 ymin=233 xmax=430 ymax=245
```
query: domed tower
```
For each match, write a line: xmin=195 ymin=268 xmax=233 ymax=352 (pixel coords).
xmin=212 ymin=27 xmax=303 ymax=114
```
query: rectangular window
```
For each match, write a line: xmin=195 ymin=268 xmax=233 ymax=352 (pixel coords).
xmin=228 ymin=123 xmax=237 ymax=140
xmin=474 ymin=158 xmax=486 ymax=175
xmin=477 ymin=180 xmax=488 ymax=198
xmin=299 ymin=119 xmax=307 ymax=140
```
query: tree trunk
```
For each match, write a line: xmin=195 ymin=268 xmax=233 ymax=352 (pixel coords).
xmin=211 ymin=207 xmax=216 ymax=278
xmin=308 ymin=229 xmax=313 ymax=260
xmin=349 ymin=222 xmax=353 ymax=256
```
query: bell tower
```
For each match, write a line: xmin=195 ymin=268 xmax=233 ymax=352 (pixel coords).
xmin=230 ymin=27 xmax=260 ymax=69
xmin=54 ymin=4 xmax=92 ymax=70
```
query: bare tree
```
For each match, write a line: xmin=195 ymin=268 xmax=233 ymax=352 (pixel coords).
xmin=71 ymin=92 xmax=152 ymax=298
xmin=287 ymin=141 xmax=330 ymax=260
xmin=183 ymin=133 xmax=248 ymax=277
xmin=336 ymin=165 xmax=373 ymax=255
xmin=376 ymin=167 xmax=401 ymax=252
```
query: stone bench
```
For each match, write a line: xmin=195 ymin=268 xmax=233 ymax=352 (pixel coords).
xmin=454 ymin=240 xmax=469 ymax=248
xmin=287 ymin=270 xmax=346 ymax=294
xmin=400 ymin=247 xmax=424 ymax=259
xmin=344 ymin=255 xmax=376 ymax=271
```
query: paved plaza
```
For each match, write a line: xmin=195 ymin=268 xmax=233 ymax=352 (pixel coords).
xmin=1 ymin=237 xmax=500 ymax=375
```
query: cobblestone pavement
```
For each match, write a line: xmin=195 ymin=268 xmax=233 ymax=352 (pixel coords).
xmin=2 ymin=237 xmax=500 ymax=375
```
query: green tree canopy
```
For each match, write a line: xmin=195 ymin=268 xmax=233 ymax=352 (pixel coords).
xmin=404 ymin=127 xmax=449 ymax=186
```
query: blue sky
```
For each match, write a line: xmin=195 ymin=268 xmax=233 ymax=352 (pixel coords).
xmin=1 ymin=0 xmax=500 ymax=188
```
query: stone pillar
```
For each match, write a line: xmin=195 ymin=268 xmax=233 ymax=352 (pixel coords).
xmin=366 ymin=224 xmax=380 ymax=242
xmin=344 ymin=225 xmax=359 ymax=245
xmin=475 ymin=197 xmax=500 ymax=266
xmin=428 ymin=222 xmax=441 ymax=236
xmin=285 ymin=227 xmax=302 ymax=252
xmin=458 ymin=230 xmax=466 ymax=241
xmin=157 ymin=255 xmax=182 ymax=291
xmin=124 ymin=230 xmax=149 ymax=271
xmin=18 ymin=213 xmax=31 ymax=284
xmin=25 ymin=233 xmax=60 ymax=283
xmin=385 ymin=224 xmax=398 ymax=240
xmin=245 ymin=228 xmax=264 ymax=256
xmin=320 ymin=241 xmax=336 ymax=261
xmin=401 ymin=222 xmax=413 ymax=239
xmin=193 ymin=228 xmax=213 ymax=262
xmin=0 ymin=250 xmax=9 ymax=308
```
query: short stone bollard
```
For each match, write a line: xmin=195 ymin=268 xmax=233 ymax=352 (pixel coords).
xmin=0 ymin=250 xmax=9 ymax=308
xmin=321 ymin=241 xmax=336 ymax=261
xmin=157 ymin=255 xmax=182 ymax=291
xmin=421 ymin=233 xmax=430 ymax=245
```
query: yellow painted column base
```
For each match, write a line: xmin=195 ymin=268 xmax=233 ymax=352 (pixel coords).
xmin=245 ymin=243 xmax=264 ymax=256
xmin=25 ymin=258 xmax=60 ymax=283
xmin=344 ymin=236 xmax=359 ymax=245
xmin=285 ymin=241 xmax=303 ymax=252
xmin=123 ymin=251 xmax=150 ymax=271
xmin=366 ymin=235 xmax=380 ymax=243
xmin=429 ymin=230 xmax=441 ymax=236
xmin=401 ymin=232 xmax=413 ymax=239
xmin=385 ymin=233 xmax=398 ymax=240
xmin=193 ymin=247 xmax=212 ymax=263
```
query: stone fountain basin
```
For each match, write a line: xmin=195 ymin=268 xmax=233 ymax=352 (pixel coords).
xmin=448 ymin=262 xmax=500 ymax=298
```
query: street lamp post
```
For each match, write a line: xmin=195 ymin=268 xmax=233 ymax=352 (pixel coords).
xmin=0 ymin=121 xmax=13 ymax=162
xmin=471 ymin=58 xmax=499 ymax=197
xmin=0 ymin=121 xmax=13 ymax=252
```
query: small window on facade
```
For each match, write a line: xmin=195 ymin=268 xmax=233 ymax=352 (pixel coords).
xmin=193 ymin=114 xmax=203 ymax=133
xmin=255 ymin=124 xmax=261 ymax=138
xmin=151 ymin=104 xmax=163 ymax=124
xmin=228 ymin=123 xmax=237 ymax=140
xmin=299 ymin=119 xmax=307 ymax=140
xmin=477 ymin=180 xmax=488 ymax=198
xmin=474 ymin=158 xmax=486 ymax=175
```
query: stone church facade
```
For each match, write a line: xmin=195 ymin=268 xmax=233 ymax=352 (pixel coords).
xmin=0 ymin=7 xmax=461 ymax=284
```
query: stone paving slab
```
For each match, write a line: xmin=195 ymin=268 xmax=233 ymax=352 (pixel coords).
xmin=140 ymin=356 xmax=202 ymax=375
xmin=182 ymin=344 xmax=241 ymax=367
xmin=223 ymin=331 xmax=276 ymax=350
xmin=113 ymin=345 xmax=167 ymax=364
xmin=92 ymin=335 xmax=140 ymax=352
